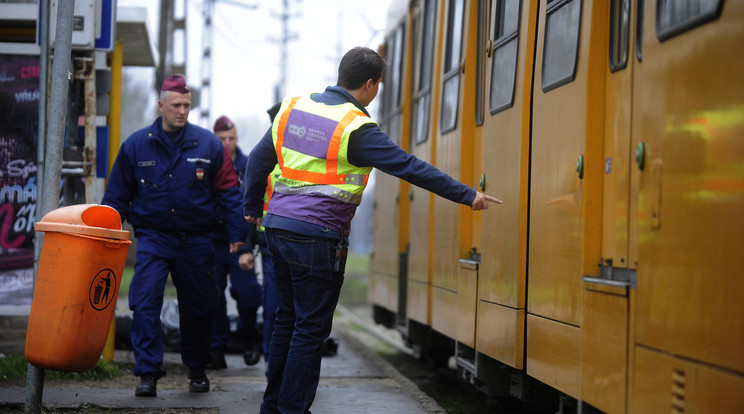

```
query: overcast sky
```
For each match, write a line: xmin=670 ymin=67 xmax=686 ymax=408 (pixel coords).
xmin=119 ymin=0 xmax=393 ymax=150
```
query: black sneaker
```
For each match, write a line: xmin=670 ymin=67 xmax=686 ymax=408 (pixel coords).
xmin=189 ymin=372 xmax=210 ymax=393
xmin=135 ymin=375 xmax=157 ymax=397
xmin=205 ymin=349 xmax=227 ymax=370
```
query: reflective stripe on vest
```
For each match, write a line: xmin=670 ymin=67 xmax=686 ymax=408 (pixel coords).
xmin=260 ymin=165 xmax=282 ymax=232
xmin=272 ymin=96 xmax=375 ymax=205
xmin=263 ymin=165 xmax=281 ymax=213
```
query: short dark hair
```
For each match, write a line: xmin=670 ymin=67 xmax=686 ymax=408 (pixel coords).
xmin=337 ymin=47 xmax=386 ymax=90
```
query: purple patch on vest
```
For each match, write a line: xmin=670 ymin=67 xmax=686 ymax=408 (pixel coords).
xmin=282 ymin=110 xmax=339 ymax=159
xmin=268 ymin=192 xmax=357 ymax=235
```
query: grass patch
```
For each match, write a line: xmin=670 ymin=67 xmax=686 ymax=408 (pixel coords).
xmin=0 ymin=355 xmax=130 ymax=382
xmin=339 ymin=277 xmax=368 ymax=306
xmin=344 ymin=253 xmax=369 ymax=275
xmin=339 ymin=253 xmax=370 ymax=307
xmin=118 ymin=266 xmax=176 ymax=298
xmin=118 ymin=266 xmax=134 ymax=296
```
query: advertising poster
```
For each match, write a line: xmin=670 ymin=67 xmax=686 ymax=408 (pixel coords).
xmin=0 ymin=54 xmax=39 ymax=305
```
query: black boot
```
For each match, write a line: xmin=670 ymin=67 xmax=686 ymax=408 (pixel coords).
xmin=188 ymin=370 xmax=210 ymax=393
xmin=205 ymin=348 xmax=227 ymax=370
xmin=135 ymin=374 xmax=157 ymax=397
xmin=243 ymin=331 xmax=261 ymax=366
xmin=243 ymin=346 xmax=261 ymax=366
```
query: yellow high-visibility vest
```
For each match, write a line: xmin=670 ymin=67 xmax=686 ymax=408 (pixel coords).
xmin=271 ymin=96 xmax=376 ymax=205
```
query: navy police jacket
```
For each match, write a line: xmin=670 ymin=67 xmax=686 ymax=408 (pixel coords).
xmin=211 ymin=146 xmax=256 ymax=249
xmin=102 ymin=117 xmax=246 ymax=243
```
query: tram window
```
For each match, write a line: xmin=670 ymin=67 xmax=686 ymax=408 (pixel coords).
xmin=656 ymin=0 xmax=722 ymax=41
xmin=381 ymin=26 xmax=405 ymax=144
xmin=380 ymin=36 xmax=394 ymax=129
xmin=391 ymin=24 xmax=406 ymax=111
xmin=542 ymin=0 xmax=582 ymax=92
xmin=609 ymin=0 xmax=630 ymax=72
xmin=489 ymin=0 xmax=520 ymax=114
xmin=413 ymin=94 xmax=432 ymax=145
xmin=636 ymin=0 xmax=644 ymax=61
xmin=475 ymin=0 xmax=488 ymax=126
xmin=413 ymin=0 xmax=437 ymax=145
xmin=441 ymin=0 xmax=465 ymax=134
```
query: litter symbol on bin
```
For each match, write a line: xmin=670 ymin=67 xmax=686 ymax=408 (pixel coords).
xmin=89 ymin=268 xmax=117 ymax=311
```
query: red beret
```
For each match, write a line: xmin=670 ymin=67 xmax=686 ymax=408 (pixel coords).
xmin=161 ymin=74 xmax=190 ymax=94
xmin=213 ymin=115 xmax=235 ymax=132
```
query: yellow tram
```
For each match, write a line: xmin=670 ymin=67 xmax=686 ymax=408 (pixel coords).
xmin=369 ymin=1 xmax=744 ymax=412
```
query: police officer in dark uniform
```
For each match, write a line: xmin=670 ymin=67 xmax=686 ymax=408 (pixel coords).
xmin=102 ymin=75 xmax=246 ymax=397
xmin=207 ymin=115 xmax=262 ymax=369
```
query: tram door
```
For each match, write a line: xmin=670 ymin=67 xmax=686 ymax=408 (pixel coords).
xmin=431 ymin=0 xmax=473 ymax=339
xmin=631 ymin=1 xmax=744 ymax=411
xmin=371 ymin=20 xmax=409 ymax=320
xmin=528 ymin=0 xmax=607 ymax=398
xmin=407 ymin=0 xmax=439 ymax=329
xmin=473 ymin=0 xmax=537 ymax=370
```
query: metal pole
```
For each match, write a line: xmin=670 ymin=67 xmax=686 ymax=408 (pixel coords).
xmin=28 ymin=0 xmax=50 ymax=407
xmin=102 ymin=38 xmax=123 ymax=362
xmin=35 ymin=0 xmax=49 ymax=236
xmin=155 ymin=0 xmax=172 ymax=94
xmin=25 ymin=0 xmax=75 ymax=412
xmin=82 ymin=56 xmax=97 ymax=203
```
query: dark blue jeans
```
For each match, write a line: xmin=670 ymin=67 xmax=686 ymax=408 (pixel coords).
xmin=260 ymin=228 xmax=344 ymax=414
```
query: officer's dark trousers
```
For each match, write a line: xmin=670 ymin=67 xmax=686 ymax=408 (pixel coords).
xmin=210 ymin=241 xmax=262 ymax=352
xmin=129 ymin=228 xmax=218 ymax=378
xmin=260 ymin=228 xmax=344 ymax=414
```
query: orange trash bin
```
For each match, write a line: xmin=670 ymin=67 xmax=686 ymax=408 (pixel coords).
xmin=25 ymin=204 xmax=131 ymax=371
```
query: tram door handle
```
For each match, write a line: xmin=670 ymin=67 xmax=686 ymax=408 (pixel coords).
xmin=651 ymin=159 xmax=662 ymax=229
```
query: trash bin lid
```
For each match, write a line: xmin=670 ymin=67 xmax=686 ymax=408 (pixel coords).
xmin=34 ymin=204 xmax=130 ymax=241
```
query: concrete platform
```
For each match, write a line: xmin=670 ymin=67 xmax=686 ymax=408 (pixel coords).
xmin=0 ymin=309 xmax=444 ymax=413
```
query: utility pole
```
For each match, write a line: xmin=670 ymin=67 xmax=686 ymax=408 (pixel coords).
xmin=273 ymin=0 xmax=298 ymax=104
xmin=198 ymin=0 xmax=257 ymax=127
xmin=155 ymin=0 xmax=187 ymax=95
xmin=198 ymin=0 xmax=215 ymax=125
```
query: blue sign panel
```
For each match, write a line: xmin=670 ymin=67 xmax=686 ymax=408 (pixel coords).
xmin=95 ymin=0 xmax=116 ymax=51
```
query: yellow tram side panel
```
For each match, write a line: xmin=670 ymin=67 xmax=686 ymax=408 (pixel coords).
xmin=630 ymin=1 xmax=744 ymax=410
xmin=633 ymin=346 xmax=744 ymax=413
xmin=390 ymin=2 xmax=421 ymax=327
xmin=397 ymin=4 xmax=414 ymax=325
xmin=428 ymin=0 xmax=461 ymax=339
xmin=579 ymin=0 xmax=637 ymax=412
xmin=474 ymin=0 xmax=538 ymax=370
xmin=528 ymin=0 xmax=609 ymax=399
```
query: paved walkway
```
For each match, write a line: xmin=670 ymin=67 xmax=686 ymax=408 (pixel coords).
xmin=0 ymin=309 xmax=444 ymax=413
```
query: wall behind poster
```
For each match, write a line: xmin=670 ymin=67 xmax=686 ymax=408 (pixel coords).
xmin=0 ymin=54 xmax=39 ymax=306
